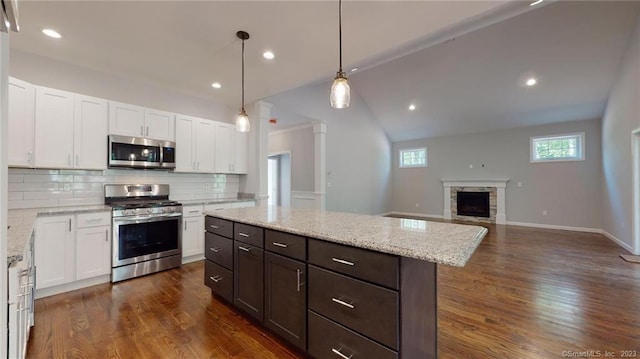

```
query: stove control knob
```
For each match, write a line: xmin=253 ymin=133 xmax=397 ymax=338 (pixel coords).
xmin=124 ymin=209 xmax=134 ymax=216
xmin=165 ymin=207 xmax=174 ymax=213
xmin=147 ymin=208 xmax=153 ymax=214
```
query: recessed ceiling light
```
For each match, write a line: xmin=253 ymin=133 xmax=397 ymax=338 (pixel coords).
xmin=211 ymin=82 xmax=221 ymax=89
xmin=42 ymin=28 xmax=62 ymax=39
xmin=530 ymin=0 xmax=543 ymax=6
xmin=263 ymin=51 xmax=275 ymax=60
xmin=526 ymin=78 xmax=537 ymax=86
xmin=351 ymin=68 xmax=358 ymax=72
xmin=409 ymin=104 xmax=416 ymax=111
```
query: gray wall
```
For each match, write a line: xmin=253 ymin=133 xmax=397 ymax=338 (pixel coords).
xmin=268 ymin=125 xmax=314 ymax=192
xmin=267 ymin=82 xmax=392 ymax=215
xmin=601 ymin=14 xmax=640 ymax=252
xmin=392 ymin=118 xmax=602 ymax=229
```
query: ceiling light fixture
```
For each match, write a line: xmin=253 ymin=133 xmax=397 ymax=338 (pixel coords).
xmin=351 ymin=68 xmax=358 ymax=72
xmin=263 ymin=51 xmax=275 ymax=60
xmin=530 ymin=0 xmax=543 ymax=6
xmin=211 ymin=82 xmax=221 ymax=89
xmin=330 ymin=0 xmax=350 ymax=109
xmin=409 ymin=104 xmax=416 ymax=111
xmin=526 ymin=77 xmax=537 ymax=86
xmin=235 ymin=30 xmax=251 ymax=132
xmin=42 ymin=28 xmax=61 ymax=38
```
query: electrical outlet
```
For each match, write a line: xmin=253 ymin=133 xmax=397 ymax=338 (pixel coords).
xmin=542 ymin=210 xmax=547 ymax=216
xmin=517 ymin=182 xmax=522 ymax=187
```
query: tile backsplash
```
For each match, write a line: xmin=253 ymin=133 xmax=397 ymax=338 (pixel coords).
xmin=8 ymin=168 xmax=240 ymax=209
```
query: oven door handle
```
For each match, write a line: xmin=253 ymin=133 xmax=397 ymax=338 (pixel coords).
xmin=113 ymin=213 xmax=183 ymax=224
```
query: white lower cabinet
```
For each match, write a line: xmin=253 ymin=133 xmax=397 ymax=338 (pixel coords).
xmin=8 ymin=234 xmax=35 ymax=359
xmin=182 ymin=205 xmax=204 ymax=261
xmin=35 ymin=211 xmax=112 ymax=296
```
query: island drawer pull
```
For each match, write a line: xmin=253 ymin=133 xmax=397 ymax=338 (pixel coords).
xmin=238 ymin=232 xmax=250 ymax=237
xmin=238 ymin=246 xmax=251 ymax=252
xmin=210 ymin=225 xmax=222 ymax=229
xmin=332 ymin=258 xmax=355 ymax=266
xmin=272 ymin=242 xmax=288 ymax=248
xmin=209 ymin=247 xmax=222 ymax=253
xmin=331 ymin=297 xmax=355 ymax=309
xmin=210 ymin=275 xmax=223 ymax=283
xmin=331 ymin=347 xmax=353 ymax=359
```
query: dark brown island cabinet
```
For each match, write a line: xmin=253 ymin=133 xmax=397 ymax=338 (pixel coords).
xmin=204 ymin=215 xmax=438 ymax=359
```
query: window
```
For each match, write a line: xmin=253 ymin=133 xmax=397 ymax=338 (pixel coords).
xmin=530 ymin=132 xmax=585 ymax=162
xmin=400 ymin=148 xmax=427 ymax=168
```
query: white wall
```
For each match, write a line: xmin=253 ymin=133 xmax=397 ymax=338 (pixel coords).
xmin=601 ymin=14 xmax=640 ymax=253
xmin=269 ymin=125 xmax=314 ymax=192
xmin=392 ymin=119 xmax=602 ymax=230
xmin=267 ymin=82 xmax=392 ymax=215
xmin=0 ymin=31 xmax=10 ymax=357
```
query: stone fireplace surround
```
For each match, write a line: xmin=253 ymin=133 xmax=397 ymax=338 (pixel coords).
xmin=441 ymin=179 xmax=509 ymax=224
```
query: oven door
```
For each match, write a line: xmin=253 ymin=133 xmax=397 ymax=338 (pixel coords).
xmin=112 ymin=213 xmax=182 ymax=267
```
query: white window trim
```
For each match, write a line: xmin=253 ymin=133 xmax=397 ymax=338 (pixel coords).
xmin=399 ymin=147 xmax=427 ymax=168
xmin=530 ymin=132 xmax=585 ymax=163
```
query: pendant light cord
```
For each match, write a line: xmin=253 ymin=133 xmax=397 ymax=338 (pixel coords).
xmin=338 ymin=0 xmax=343 ymax=73
xmin=241 ymin=38 xmax=245 ymax=110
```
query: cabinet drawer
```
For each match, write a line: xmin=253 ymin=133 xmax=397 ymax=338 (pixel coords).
xmin=76 ymin=212 xmax=111 ymax=228
xmin=265 ymin=230 xmax=306 ymax=261
xmin=308 ymin=265 xmax=398 ymax=350
xmin=205 ymin=233 xmax=233 ymax=270
xmin=205 ymin=216 xmax=233 ymax=238
xmin=308 ymin=311 xmax=397 ymax=359
xmin=234 ymin=223 xmax=264 ymax=248
xmin=183 ymin=205 xmax=203 ymax=217
xmin=204 ymin=260 xmax=233 ymax=303
xmin=308 ymin=238 xmax=399 ymax=290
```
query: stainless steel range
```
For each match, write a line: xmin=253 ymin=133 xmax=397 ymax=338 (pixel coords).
xmin=105 ymin=184 xmax=182 ymax=282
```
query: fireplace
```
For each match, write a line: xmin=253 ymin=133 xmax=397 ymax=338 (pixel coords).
xmin=457 ymin=191 xmax=490 ymax=218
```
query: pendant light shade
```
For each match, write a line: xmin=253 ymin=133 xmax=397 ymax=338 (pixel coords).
xmin=330 ymin=0 xmax=350 ymax=109
xmin=236 ymin=30 xmax=251 ymax=132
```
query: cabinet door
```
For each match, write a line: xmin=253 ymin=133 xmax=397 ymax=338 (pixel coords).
xmin=35 ymin=215 xmax=75 ymax=289
xmin=145 ymin=108 xmax=175 ymax=141
xmin=8 ymin=77 xmax=35 ymax=167
xmin=175 ymin=115 xmax=195 ymax=172
xmin=76 ymin=226 xmax=111 ymax=280
xmin=108 ymin=101 xmax=145 ymax=137
xmin=182 ymin=215 xmax=204 ymax=258
xmin=195 ymin=119 xmax=215 ymax=173
xmin=214 ymin=122 xmax=234 ymax=173
xmin=234 ymin=130 xmax=248 ymax=174
xmin=74 ymin=95 xmax=108 ymax=170
xmin=264 ymin=252 xmax=307 ymax=351
xmin=234 ymin=241 xmax=264 ymax=322
xmin=34 ymin=87 xmax=75 ymax=169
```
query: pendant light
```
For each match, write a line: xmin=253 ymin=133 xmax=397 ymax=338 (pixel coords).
xmin=330 ymin=0 xmax=350 ymax=109
xmin=236 ymin=30 xmax=251 ymax=132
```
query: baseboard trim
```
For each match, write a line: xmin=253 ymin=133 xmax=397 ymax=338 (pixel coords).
xmin=386 ymin=211 xmax=444 ymax=219
xmin=506 ymin=221 xmax=602 ymax=234
xmin=601 ymin=230 xmax=634 ymax=254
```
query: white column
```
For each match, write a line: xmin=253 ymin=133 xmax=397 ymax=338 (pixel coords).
xmin=313 ymin=122 xmax=327 ymax=210
xmin=496 ymin=186 xmax=507 ymax=225
xmin=443 ymin=184 xmax=452 ymax=220
xmin=254 ymin=101 xmax=271 ymax=206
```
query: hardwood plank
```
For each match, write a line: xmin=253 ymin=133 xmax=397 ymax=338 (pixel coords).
xmin=27 ymin=222 xmax=640 ymax=358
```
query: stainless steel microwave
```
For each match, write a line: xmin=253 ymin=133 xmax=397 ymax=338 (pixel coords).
xmin=108 ymin=135 xmax=176 ymax=170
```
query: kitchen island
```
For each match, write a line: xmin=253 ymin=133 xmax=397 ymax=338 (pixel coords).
xmin=203 ymin=206 xmax=487 ymax=359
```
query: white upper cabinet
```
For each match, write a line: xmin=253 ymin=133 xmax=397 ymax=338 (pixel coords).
xmin=8 ymin=77 xmax=35 ymax=167
xmin=214 ymin=122 xmax=235 ymax=173
xmin=234 ymin=130 xmax=248 ymax=174
xmin=175 ymin=114 xmax=215 ymax=173
xmin=109 ymin=101 xmax=175 ymax=141
xmin=34 ymin=87 xmax=75 ymax=169
xmin=74 ymin=95 xmax=108 ymax=170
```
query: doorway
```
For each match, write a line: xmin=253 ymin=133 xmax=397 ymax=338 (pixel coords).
xmin=267 ymin=152 xmax=291 ymax=207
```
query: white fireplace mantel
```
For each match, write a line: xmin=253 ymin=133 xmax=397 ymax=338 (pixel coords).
xmin=441 ymin=179 xmax=509 ymax=224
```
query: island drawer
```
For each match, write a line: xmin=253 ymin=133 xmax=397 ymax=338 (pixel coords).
xmin=308 ymin=310 xmax=397 ymax=359
xmin=205 ymin=216 xmax=233 ymax=238
xmin=265 ymin=230 xmax=306 ymax=261
xmin=205 ymin=260 xmax=233 ymax=303
xmin=308 ymin=265 xmax=398 ymax=350
xmin=205 ymin=233 xmax=233 ymax=270
xmin=308 ymin=238 xmax=399 ymax=290
xmin=234 ymin=223 xmax=264 ymax=248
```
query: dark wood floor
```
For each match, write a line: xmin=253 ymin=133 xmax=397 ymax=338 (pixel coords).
xmin=27 ymin=223 xmax=640 ymax=358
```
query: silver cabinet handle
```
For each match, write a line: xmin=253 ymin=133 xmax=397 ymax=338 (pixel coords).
xmin=331 ymin=347 xmax=353 ymax=359
xmin=209 ymin=275 xmax=223 ymax=283
xmin=238 ymin=232 xmax=250 ymax=238
xmin=140 ymin=125 xmax=144 ymax=136
xmin=272 ymin=242 xmax=288 ymax=248
xmin=27 ymin=151 xmax=32 ymax=164
xmin=209 ymin=247 xmax=221 ymax=253
xmin=332 ymin=258 xmax=355 ymax=266
xmin=238 ymin=246 xmax=251 ymax=252
xmin=296 ymin=269 xmax=304 ymax=292
xmin=68 ymin=219 xmax=72 ymax=232
xmin=105 ymin=229 xmax=109 ymax=242
xmin=67 ymin=154 xmax=72 ymax=166
xmin=75 ymin=154 xmax=79 ymax=166
xmin=184 ymin=220 xmax=187 ymax=231
xmin=188 ymin=210 xmax=199 ymax=214
xmin=146 ymin=126 xmax=149 ymax=137
xmin=86 ymin=218 xmax=103 ymax=223
xmin=210 ymin=225 xmax=221 ymax=229
xmin=331 ymin=297 xmax=354 ymax=309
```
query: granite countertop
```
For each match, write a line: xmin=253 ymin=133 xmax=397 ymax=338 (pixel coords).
xmin=7 ymin=205 xmax=111 ymax=267
xmin=204 ymin=206 xmax=488 ymax=267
